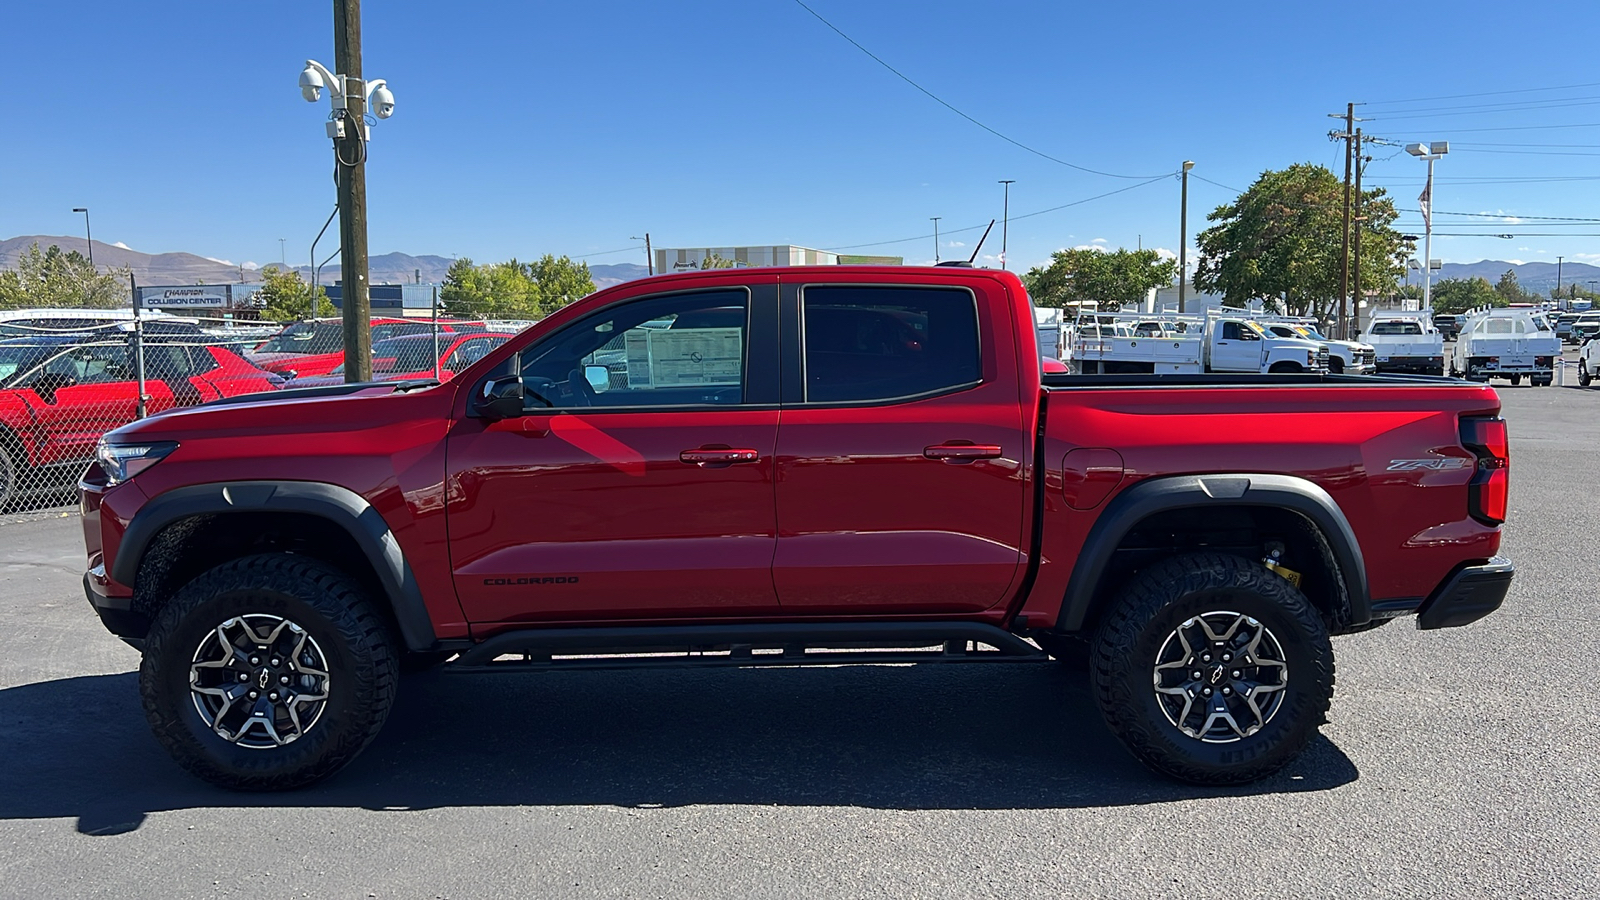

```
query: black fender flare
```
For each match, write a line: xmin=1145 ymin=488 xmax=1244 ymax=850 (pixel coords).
xmin=1056 ymin=473 xmax=1370 ymax=632
xmin=113 ymin=480 xmax=438 ymax=651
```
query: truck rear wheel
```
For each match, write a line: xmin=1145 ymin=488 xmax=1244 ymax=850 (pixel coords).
xmin=1581 ymin=360 xmax=1592 ymax=387
xmin=1089 ymin=553 xmax=1334 ymax=785
xmin=139 ymin=553 xmax=399 ymax=791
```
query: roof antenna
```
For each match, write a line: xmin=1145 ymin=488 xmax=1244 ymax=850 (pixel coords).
xmin=937 ymin=220 xmax=996 ymax=267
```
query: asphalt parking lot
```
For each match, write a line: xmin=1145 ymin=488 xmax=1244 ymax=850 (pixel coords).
xmin=1 ymin=379 xmax=1597 ymax=899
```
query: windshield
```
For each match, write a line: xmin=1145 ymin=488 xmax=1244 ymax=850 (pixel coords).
xmin=0 ymin=344 xmax=55 ymax=388
xmin=255 ymin=321 xmax=344 ymax=354
xmin=334 ymin=337 xmax=443 ymax=375
xmin=1372 ymin=321 xmax=1423 ymax=335
xmin=1296 ymin=326 xmax=1328 ymax=340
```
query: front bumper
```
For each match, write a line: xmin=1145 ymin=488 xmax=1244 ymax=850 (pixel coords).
xmin=1416 ymin=556 xmax=1513 ymax=629
xmin=83 ymin=568 xmax=149 ymax=645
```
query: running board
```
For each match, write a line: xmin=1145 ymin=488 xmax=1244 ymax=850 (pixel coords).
xmin=447 ymin=621 xmax=1047 ymax=673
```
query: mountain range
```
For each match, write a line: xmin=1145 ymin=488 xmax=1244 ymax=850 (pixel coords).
xmin=4 ymin=234 xmax=1594 ymax=297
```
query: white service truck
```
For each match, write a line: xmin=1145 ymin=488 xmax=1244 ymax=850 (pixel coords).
xmin=1580 ymin=333 xmax=1599 ymax=387
xmin=1362 ymin=311 xmax=1446 ymax=376
xmin=1261 ymin=319 xmax=1377 ymax=374
xmin=1451 ymin=308 xmax=1560 ymax=386
xmin=1073 ymin=313 xmax=1328 ymax=375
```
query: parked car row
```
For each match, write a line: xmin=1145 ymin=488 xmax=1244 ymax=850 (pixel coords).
xmin=0 ymin=311 xmax=501 ymax=509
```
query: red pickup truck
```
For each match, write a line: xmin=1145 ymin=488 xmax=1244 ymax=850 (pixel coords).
xmin=80 ymin=266 xmax=1513 ymax=791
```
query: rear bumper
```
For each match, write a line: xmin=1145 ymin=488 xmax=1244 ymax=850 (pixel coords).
xmin=1416 ymin=556 xmax=1513 ymax=630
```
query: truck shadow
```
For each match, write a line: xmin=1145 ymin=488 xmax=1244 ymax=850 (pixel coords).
xmin=0 ymin=665 xmax=1357 ymax=835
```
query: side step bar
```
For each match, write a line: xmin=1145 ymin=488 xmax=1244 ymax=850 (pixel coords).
xmin=447 ymin=621 xmax=1047 ymax=673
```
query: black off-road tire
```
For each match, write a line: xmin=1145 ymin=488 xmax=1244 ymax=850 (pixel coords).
xmin=140 ymin=553 xmax=399 ymax=791
xmin=1033 ymin=632 xmax=1092 ymax=670
xmin=1090 ymin=553 xmax=1334 ymax=785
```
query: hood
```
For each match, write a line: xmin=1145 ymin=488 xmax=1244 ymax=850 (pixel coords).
xmin=104 ymin=380 xmax=445 ymax=443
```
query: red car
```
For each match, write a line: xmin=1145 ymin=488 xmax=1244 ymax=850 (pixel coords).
xmin=82 ymin=266 xmax=1512 ymax=791
xmin=0 ymin=334 xmax=281 ymax=507
xmin=292 ymin=333 xmax=515 ymax=387
xmin=247 ymin=318 xmax=484 ymax=380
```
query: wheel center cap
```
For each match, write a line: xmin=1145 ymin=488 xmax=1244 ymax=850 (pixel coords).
xmin=1209 ymin=666 xmax=1226 ymax=685
xmin=256 ymin=668 xmax=272 ymax=691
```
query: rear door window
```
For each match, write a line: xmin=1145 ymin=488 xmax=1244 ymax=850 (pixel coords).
xmin=799 ymin=286 xmax=979 ymax=403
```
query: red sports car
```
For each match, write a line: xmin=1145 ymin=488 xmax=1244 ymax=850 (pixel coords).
xmin=291 ymin=333 xmax=516 ymax=387
xmin=248 ymin=318 xmax=486 ymax=380
xmin=0 ymin=334 xmax=282 ymax=507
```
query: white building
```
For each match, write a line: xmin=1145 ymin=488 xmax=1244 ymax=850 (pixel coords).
xmin=654 ymin=245 xmax=902 ymax=273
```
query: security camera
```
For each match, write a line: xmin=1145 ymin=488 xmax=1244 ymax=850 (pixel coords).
xmin=299 ymin=63 xmax=325 ymax=103
xmin=369 ymin=83 xmax=395 ymax=119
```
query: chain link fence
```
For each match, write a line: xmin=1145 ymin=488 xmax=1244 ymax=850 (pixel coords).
xmin=0 ymin=311 xmax=535 ymax=512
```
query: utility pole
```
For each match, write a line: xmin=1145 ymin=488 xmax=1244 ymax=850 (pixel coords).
xmin=1351 ymin=130 xmax=1365 ymax=340
xmin=930 ymin=217 xmax=942 ymax=263
xmin=1557 ymin=256 xmax=1564 ymax=301
xmin=1337 ymin=103 xmax=1354 ymax=341
xmin=999 ymin=180 xmax=1015 ymax=270
xmin=1179 ymin=161 xmax=1193 ymax=314
xmin=334 ymin=0 xmax=372 ymax=382
xmin=279 ymin=237 xmax=287 ymax=268
xmin=73 ymin=208 xmax=93 ymax=270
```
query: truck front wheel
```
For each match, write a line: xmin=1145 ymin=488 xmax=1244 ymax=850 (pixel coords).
xmin=1579 ymin=360 xmax=1591 ymax=387
xmin=1089 ymin=553 xmax=1334 ymax=785
xmin=139 ymin=553 xmax=399 ymax=791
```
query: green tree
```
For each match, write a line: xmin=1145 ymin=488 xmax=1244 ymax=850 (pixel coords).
xmin=1430 ymin=277 xmax=1504 ymax=313
xmin=1022 ymin=247 xmax=1176 ymax=311
xmin=440 ymin=255 xmax=595 ymax=319
xmin=0 ymin=242 xmax=130 ymax=310
xmin=1494 ymin=269 xmax=1531 ymax=305
xmin=700 ymin=254 xmax=738 ymax=270
xmin=255 ymin=265 xmax=333 ymax=321
xmin=1194 ymin=163 xmax=1405 ymax=317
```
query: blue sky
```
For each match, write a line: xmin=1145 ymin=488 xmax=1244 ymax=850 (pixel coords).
xmin=5 ymin=0 xmax=1600 ymax=276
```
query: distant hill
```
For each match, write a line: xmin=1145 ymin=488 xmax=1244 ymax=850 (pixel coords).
xmin=1 ymin=235 xmax=650 ymax=291
xmin=1435 ymin=260 xmax=1600 ymax=296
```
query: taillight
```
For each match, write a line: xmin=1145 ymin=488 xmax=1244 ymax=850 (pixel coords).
xmin=1460 ymin=416 xmax=1508 ymax=525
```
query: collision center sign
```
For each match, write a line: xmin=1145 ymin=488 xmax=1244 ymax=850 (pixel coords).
xmin=139 ymin=287 xmax=230 ymax=308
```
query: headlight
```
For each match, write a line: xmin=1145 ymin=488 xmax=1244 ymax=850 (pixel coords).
xmin=95 ymin=439 xmax=179 ymax=485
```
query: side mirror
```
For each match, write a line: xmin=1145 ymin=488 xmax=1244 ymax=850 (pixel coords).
xmin=584 ymin=365 xmax=610 ymax=393
xmin=475 ymin=375 xmax=526 ymax=420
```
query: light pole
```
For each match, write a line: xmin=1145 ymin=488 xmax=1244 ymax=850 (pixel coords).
xmin=279 ymin=237 xmax=287 ymax=268
xmin=930 ymin=217 xmax=942 ymax=264
xmin=72 ymin=208 xmax=93 ymax=270
xmin=630 ymin=234 xmax=654 ymax=275
xmin=1405 ymin=141 xmax=1448 ymax=312
xmin=298 ymin=28 xmax=397 ymax=383
xmin=1179 ymin=161 xmax=1193 ymax=314
xmin=998 ymin=180 xmax=1015 ymax=270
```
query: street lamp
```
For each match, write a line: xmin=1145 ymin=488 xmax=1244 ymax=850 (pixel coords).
xmin=930 ymin=217 xmax=942 ymax=264
xmin=72 ymin=207 xmax=93 ymax=270
xmin=1404 ymin=141 xmax=1448 ymax=312
xmin=998 ymin=180 xmax=1015 ymax=270
xmin=630 ymin=234 xmax=654 ymax=275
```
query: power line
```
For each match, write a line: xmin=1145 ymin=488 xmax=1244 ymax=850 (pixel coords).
xmin=1373 ymin=122 xmax=1600 ymax=136
xmin=789 ymin=0 xmax=1168 ymax=180
xmin=1365 ymin=98 xmax=1600 ymax=122
xmin=1364 ymin=80 xmax=1600 ymax=106
xmin=572 ymin=245 xmax=645 ymax=260
xmin=822 ymin=173 xmax=1174 ymax=251
xmin=1395 ymin=208 xmax=1600 ymax=222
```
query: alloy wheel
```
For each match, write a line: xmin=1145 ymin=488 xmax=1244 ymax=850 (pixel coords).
xmin=1152 ymin=611 xmax=1288 ymax=743
xmin=189 ymin=614 xmax=331 ymax=748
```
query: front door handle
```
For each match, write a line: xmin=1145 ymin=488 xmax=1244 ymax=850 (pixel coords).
xmin=924 ymin=443 xmax=1003 ymax=461
xmin=680 ymin=447 xmax=761 ymax=466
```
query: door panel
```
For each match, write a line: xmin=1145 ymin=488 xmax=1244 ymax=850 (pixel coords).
xmin=447 ymin=409 xmax=780 ymax=623
xmin=772 ymin=282 xmax=1025 ymax=614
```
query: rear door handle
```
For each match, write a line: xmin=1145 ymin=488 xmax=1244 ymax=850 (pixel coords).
xmin=679 ymin=448 xmax=761 ymax=466
xmin=924 ymin=443 xmax=1003 ymax=461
